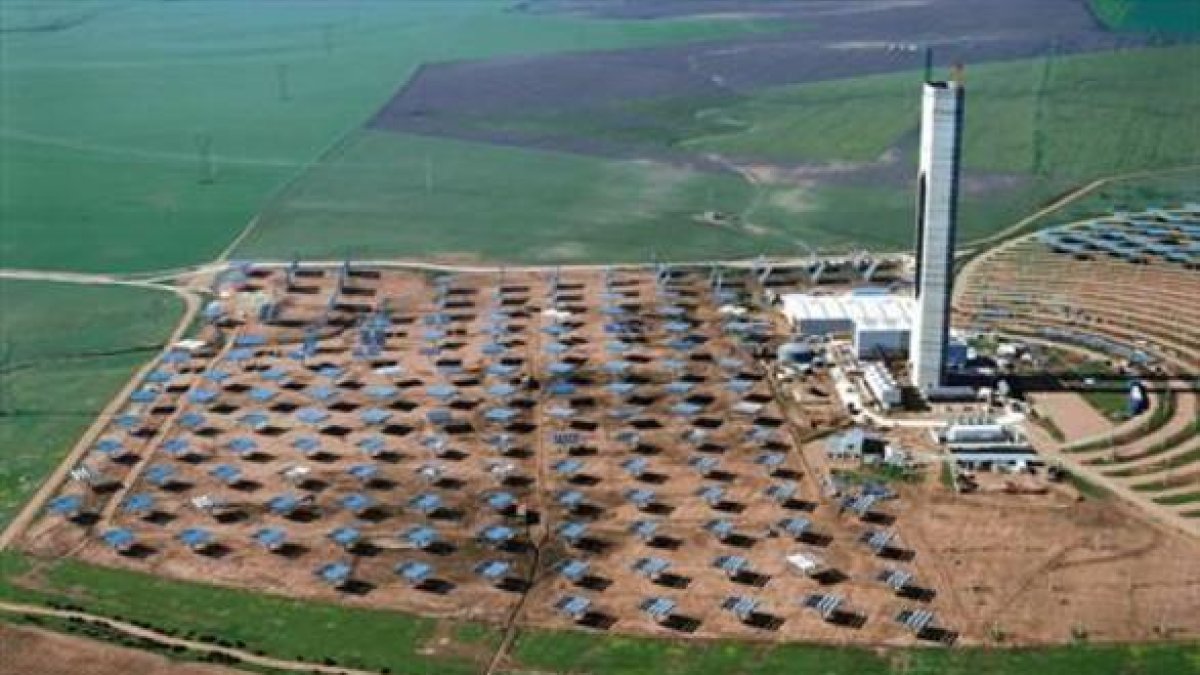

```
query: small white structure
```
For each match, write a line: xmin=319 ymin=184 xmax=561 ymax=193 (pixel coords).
xmin=281 ymin=465 xmax=312 ymax=484
xmin=780 ymin=293 xmax=913 ymax=359
xmin=173 ymin=338 xmax=207 ymax=353
xmin=937 ymin=417 xmax=1036 ymax=471
xmin=191 ymin=494 xmax=228 ymax=514
xmin=883 ymin=446 xmax=912 ymax=468
xmin=786 ymin=552 xmax=826 ymax=577
xmin=946 ymin=423 xmax=1009 ymax=444
xmin=732 ymin=401 xmax=763 ymax=416
xmin=952 ymin=450 xmax=1041 ymax=471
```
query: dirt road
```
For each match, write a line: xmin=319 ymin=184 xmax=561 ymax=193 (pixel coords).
xmin=0 ymin=600 xmax=372 ymax=675
xmin=0 ymin=271 xmax=201 ymax=553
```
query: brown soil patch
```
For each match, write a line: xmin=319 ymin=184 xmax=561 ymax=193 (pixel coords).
xmin=21 ymin=266 xmax=1200 ymax=648
xmin=1030 ymin=392 xmax=1113 ymax=442
xmin=0 ymin=623 xmax=237 ymax=675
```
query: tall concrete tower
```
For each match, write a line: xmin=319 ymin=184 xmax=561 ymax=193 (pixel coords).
xmin=909 ymin=76 xmax=964 ymax=393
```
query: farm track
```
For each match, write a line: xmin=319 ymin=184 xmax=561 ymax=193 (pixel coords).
xmin=950 ymin=163 xmax=1200 ymax=302
xmin=89 ymin=335 xmax=240 ymax=542
xmin=0 ymin=270 xmax=201 ymax=553
xmin=0 ymin=599 xmax=371 ymax=675
xmin=983 ymin=524 xmax=1166 ymax=635
xmin=484 ymin=321 xmax=555 ymax=675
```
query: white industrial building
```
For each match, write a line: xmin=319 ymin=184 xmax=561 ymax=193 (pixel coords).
xmin=934 ymin=418 xmax=1028 ymax=448
xmin=775 ymin=73 xmax=969 ymax=405
xmin=780 ymin=293 xmax=914 ymax=359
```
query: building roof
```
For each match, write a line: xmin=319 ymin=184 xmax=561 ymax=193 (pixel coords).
xmin=781 ymin=293 xmax=914 ymax=332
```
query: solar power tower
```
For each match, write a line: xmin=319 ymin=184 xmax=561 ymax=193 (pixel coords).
xmin=909 ymin=69 xmax=965 ymax=393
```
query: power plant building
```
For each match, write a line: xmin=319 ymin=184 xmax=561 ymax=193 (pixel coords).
xmin=779 ymin=293 xmax=913 ymax=359
xmin=909 ymin=77 xmax=965 ymax=393
xmin=778 ymin=73 xmax=967 ymax=401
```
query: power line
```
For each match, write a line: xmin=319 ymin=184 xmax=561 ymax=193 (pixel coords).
xmin=194 ymin=133 xmax=216 ymax=184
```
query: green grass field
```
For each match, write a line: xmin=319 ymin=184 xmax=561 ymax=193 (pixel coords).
xmin=237 ymin=129 xmax=938 ymax=262
xmin=236 ymin=129 xmax=754 ymax=262
xmin=1 ymin=550 xmax=1197 ymax=675
xmin=0 ymin=552 xmax=491 ymax=674
xmin=0 ymin=0 xmax=778 ymax=273
xmin=0 ymin=280 xmax=182 ymax=528
xmin=239 ymin=45 xmax=1195 ymax=263
xmin=455 ymin=45 xmax=1200 ymax=180
xmin=236 ymin=127 xmax=1061 ymax=263
xmin=511 ymin=629 xmax=1200 ymax=675
xmin=1090 ymin=0 xmax=1200 ymax=33
xmin=674 ymin=45 xmax=1200 ymax=179
xmin=1026 ymin=166 xmax=1200 ymax=230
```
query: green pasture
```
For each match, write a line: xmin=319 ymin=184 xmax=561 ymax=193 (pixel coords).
xmin=1024 ymin=167 xmax=1200 ymax=231
xmin=239 ymin=129 xmax=805 ymax=262
xmin=454 ymin=45 xmax=1199 ymax=183
xmin=511 ymin=629 xmax=1200 ymax=675
xmin=237 ymin=129 xmax=1060 ymax=262
xmin=681 ymin=45 xmax=1200 ymax=178
xmin=240 ymin=45 xmax=1196 ymax=264
xmin=0 ymin=552 xmax=491 ymax=675
xmin=1 ymin=550 xmax=1198 ymax=675
xmin=0 ymin=0 xmax=779 ymax=273
xmin=1090 ymin=0 xmax=1200 ymax=33
xmin=0 ymin=280 xmax=182 ymax=528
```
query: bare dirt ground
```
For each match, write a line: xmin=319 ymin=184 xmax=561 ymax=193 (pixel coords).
xmin=1030 ymin=392 xmax=1114 ymax=442
xmin=0 ymin=623 xmax=237 ymax=675
xmin=900 ymin=488 xmax=1200 ymax=643
xmin=19 ymin=266 xmax=1200 ymax=648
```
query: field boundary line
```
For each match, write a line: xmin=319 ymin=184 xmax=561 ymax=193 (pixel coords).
xmin=215 ymin=101 xmax=388 ymax=263
xmin=954 ymin=164 xmax=1200 ymax=306
xmin=959 ymin=163 xmax=1200 ymax=252
xmin=0 ymin=276 xmax=199 ymax=553
xmin=0 ymin=600 xmax=371 ymax=675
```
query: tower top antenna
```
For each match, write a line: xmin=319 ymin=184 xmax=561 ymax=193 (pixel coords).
xmin=923 ymin=47 xmax=933 ymax=82
xmin=951 ymin=62 xmax=965 ymax=86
